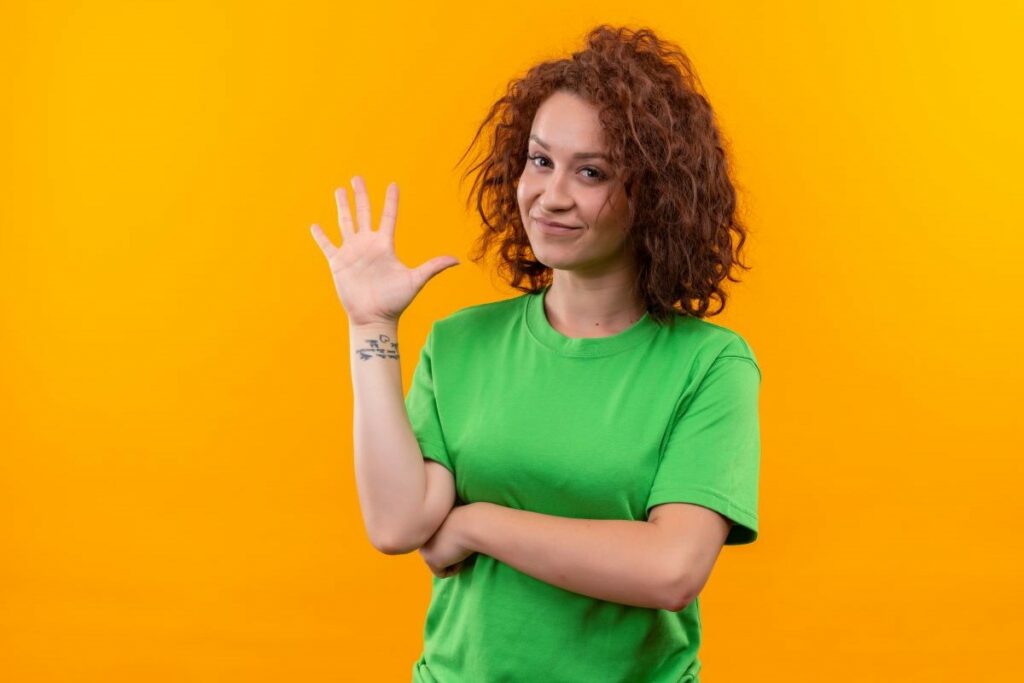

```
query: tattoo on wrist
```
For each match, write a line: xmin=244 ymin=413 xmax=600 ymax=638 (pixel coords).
xmin=355 ymin=334 xmax=400 ymax=361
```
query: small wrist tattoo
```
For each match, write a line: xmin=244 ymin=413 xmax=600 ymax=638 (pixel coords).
xmin=356 ymin=334 xmax=400 ymax=361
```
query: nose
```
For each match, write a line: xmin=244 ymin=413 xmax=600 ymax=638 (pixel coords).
xmin=538 ymin=170 xmax=574 ymax=212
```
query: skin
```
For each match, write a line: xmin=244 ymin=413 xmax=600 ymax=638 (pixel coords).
xmin=516 ymin=89 xmax=647 ymax=337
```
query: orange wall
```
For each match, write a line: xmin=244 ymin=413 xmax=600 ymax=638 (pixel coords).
xmin=2 ymin=2 xmax=1021 ymax=680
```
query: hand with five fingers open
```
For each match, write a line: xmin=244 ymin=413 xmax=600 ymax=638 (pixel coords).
xmin=310 ymin=176 xmax=460 ymax=326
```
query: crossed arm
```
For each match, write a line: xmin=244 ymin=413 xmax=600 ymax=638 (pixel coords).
xmin=440 ymin=499 xmax=733 ymax=612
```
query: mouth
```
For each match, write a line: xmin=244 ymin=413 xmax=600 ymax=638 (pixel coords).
xmin=533 ymin=217 xmax=582 ymax=234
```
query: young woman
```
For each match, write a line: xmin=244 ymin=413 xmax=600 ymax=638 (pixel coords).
xmin=311 ymin=24 xmax=761 ymax=683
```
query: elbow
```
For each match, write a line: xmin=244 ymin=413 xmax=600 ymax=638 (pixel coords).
xmin=371 ymin=536 xmax=409 ymax=556
xmin=365 ymin=511 xmax=429 ymax=555
xmin=372 ymin=538 xmax=404 ymax=556
xmin=664 ymin=591 xmax=697 ymax=613
xmin=370 ymin=528 xmax=424 ymax=556
xmin=662 ymin=573 xmax=698 ymax=613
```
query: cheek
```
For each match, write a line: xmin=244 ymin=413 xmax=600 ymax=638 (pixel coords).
xmin=516 ymin=173 xmax=531 ymax=197
xmin=604 ymin=189 xmax=631 ymax=226
xmin=589 ymin=194 xmax=631 ymax=235
xmin=516 ymin=177 xmax=536 ymax=214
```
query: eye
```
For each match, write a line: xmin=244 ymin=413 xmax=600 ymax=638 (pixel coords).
xmin=527 ymin=154 xmax=605 ymax=181
xmin=527 ymin=153 xmax=550 ymax=168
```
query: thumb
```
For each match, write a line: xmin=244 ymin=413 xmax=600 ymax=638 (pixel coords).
xmin=412 ymin=256 xmax=460 ymax=287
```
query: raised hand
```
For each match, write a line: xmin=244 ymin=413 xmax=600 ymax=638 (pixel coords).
xmin=310 ymin=176 xmax=460 ymax=327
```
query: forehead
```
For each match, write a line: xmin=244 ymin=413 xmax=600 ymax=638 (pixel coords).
xmin=530 ymin=90 xmax=607 ymax=152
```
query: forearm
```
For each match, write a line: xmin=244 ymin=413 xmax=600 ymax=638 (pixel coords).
xmin=349 ymin=321 xmax=427 ymax=553
xmin=463 ymin=502 xmax=678 ymax=611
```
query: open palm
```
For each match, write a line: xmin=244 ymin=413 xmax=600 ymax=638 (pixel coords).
xmin=310 ymin=176 xmax=459 ymax=326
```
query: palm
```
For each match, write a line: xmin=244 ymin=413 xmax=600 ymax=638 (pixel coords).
xmin=310 ymin=176 xmax=459 ymax=326
xmin=325 ymin=222 xmax=420 ymax=325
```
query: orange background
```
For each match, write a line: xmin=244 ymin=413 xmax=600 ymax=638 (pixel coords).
xmin=2 ymin=1 xmax=1022 ymax=681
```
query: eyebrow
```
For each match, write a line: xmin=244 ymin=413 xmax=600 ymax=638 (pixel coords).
xmin=529 ymin=134 xmax=609 ymax=161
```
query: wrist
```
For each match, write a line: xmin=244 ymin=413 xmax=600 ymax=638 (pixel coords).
xmin=458 ymin=502 xmax=490 ymax=554
xmin=349 ymin=320 xmax=399 ymax=334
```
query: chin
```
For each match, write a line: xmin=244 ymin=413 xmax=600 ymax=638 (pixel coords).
xmin=531 ymin=252 xmax=578 ymax=270
xmin=526 ymin=245 xmax=553 ymax=266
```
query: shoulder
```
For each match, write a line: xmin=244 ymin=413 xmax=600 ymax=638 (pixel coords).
xmin=432 ymin=293 xmax=528 ymax=339
xmin=661 ymin=315 xmax=761 ymax=380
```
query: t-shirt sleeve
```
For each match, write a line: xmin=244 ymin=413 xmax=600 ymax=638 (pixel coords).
xmin=403 ymin=323 xmax=454 ymax=474
xmin=645 ymin=352 xmax=762 ymax=545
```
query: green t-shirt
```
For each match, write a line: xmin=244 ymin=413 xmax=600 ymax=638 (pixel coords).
xmin=404 ymin=285 xmax=761 ymax=683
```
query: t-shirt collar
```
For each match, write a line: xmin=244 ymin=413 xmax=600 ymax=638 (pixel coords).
xmin=523 ymin=284 xmax=660 ymax=357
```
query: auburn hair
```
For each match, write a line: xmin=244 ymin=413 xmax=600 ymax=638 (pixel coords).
xmin=454 ymin=24 xmax=752 ymax=324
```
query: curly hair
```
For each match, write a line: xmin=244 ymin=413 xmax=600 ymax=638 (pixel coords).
xmin=454 ymin=24 xmax=752 ymax=324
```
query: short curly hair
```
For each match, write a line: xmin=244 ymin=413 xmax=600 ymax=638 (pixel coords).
xmin=455 ymin=24 xmax=752 ymax=324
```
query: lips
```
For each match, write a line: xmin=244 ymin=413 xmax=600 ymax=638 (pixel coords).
xmin=533 ymin=217 xmax=580 ymax=229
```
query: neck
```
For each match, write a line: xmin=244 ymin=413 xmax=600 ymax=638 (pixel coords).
xmin=544 ymin=271 xmax=645 ymax=338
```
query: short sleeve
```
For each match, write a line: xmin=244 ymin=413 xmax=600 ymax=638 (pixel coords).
xmin=404 ymin=324 xmax=454 ymax=474
xmin=645 ymin=353 xmax=762 ymax=545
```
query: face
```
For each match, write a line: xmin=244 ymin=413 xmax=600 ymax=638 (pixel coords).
xmin=516 ymin=90 xmax=634 ymax=276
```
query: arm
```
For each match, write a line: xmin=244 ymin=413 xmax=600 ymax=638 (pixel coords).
xmin=349 ymin=321 xmax=454 ymax=554
xmin=311 ymin=177 xmax=461 ymax=557
xmin=460 ymin=502 xmax=688 ymax=611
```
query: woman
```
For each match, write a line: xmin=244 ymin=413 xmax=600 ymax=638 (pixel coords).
xmin=311 ymin=24 xmax=761 ymax=683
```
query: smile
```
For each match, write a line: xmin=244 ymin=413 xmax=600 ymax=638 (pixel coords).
xmin=534 ymin=218 xmax=582 ymax=236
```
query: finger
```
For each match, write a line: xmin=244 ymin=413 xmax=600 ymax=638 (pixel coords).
xmin=411 ymin=255 xmax=461 ymax=288
xmin=378 ymin=181 xmax=398 ymax=240
xmin=335 ymin=187 xmax=355 ymax=239
xmin=350 ymin=175 xmax=373 ymax=232
xmin=310 ymin=223 xmax=336 ymax=258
